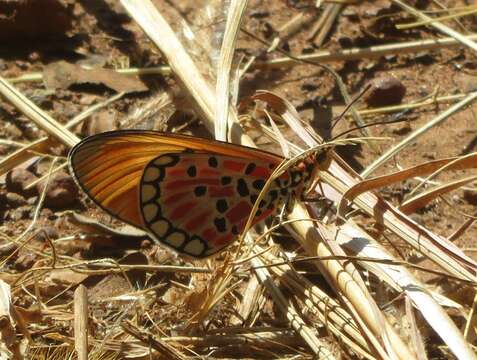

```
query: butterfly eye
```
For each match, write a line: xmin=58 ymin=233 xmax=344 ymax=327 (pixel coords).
xmin=314 ymin=150 xmax=330 ymax=167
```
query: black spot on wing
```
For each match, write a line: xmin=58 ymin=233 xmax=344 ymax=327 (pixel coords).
xmin=237 ymin=178 xmax=249 ymax=197
xmin=208 ymin=156 xmax=218 ymax=168
xmin=194 ymin=186 xmax=206 ymax=197
xmin=221 ymin=176 xmax=232 ymax=185
xmin=187 ymin=166 xmax=197 ymax=177
xmin=253 ymin=179 xmax=265 ymax=190
xmin=214 ymin=217 xmax=227 ymax=232
xmin=216 ymin=199 xmax=228 ymax=213
xmin=245 ymin=163 xmax=256 ymax=175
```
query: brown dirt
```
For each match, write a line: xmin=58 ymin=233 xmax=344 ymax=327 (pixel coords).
xmin=1 ymin=0 xmax=476 ymax=359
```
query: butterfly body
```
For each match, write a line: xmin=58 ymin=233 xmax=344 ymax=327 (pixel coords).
xmin=69 ymin=130 xmax=316 ymax=258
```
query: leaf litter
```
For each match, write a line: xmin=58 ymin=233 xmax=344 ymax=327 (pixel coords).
xmin=1 ymin=0 xmax=477 ymax=359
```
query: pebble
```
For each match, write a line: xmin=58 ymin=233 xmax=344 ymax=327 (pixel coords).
xmin=6 ymin=168 xmax=38 ymax=197
xmin=83 ymin=109 xmax=117 ymax=135
xmin=454 ymin=74 xmax=477 ymax=93
xmin=365 ymin=75 xmax=406 ymax=107
xmin=7 ymin=206 xmax=31 ymax=221
xmin=41 ymin=208 xmax=56 ymax=220
xmin=35 ymin=226 xmax=59 ymax=241
xmin=14 ymin=252 xmax=36 ymax=271
xmin=4 ymin=122 xmax=23 ymax=139
xmin=463 ymin=191 xmax=477 ymax=206
xmin=27 ymin=196 xmax=38 ymax=205
xmin=0 ymin=242 xmax=18 ymax=257
xmin=36 ymin=171 xmax=79 ymax=209
xmin=5 ymin=192 xmax=27 ymax=207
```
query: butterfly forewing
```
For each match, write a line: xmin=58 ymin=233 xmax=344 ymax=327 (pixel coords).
xmin=68 ymin=130 xmax=308 ymax=258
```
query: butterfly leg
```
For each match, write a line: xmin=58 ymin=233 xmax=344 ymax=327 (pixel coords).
xmin=277 ymin=201 xmax=288 ymax=224
xmin=279 ymin=192 xmax=297 ymax=221
xmin=264 ymin=200 xmax=288 ymax=243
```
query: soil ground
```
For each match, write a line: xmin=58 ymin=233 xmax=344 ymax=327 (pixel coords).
xmin=1 ymin=0 xmax=476 ymax=358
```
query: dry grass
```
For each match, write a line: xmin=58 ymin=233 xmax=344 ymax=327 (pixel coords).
xmin=1 ymin=1 xmax=477 ymax=359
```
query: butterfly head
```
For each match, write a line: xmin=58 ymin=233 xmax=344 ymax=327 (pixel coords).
xmin=293 ymin=150 xmax=329 ymax=197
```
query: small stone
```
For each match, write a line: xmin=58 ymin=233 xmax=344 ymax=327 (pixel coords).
xmin=391 ymin=122 xmax=411 ymax=135
xmin=6 ymin=168 xmax=38 ymax=197
xmin=4 ymin=122 xmax=23 ymax=139
xmin=83 ymin=109 xmax=117 ymax=135
xmin=454 ymin=74 xmax=477 ymax=93
xmin=384 ymin=54 xmax=397 ymax=62
xmin=423 ymin=152 xmax=436 ymax=160
xmin=415 ymin=51 xmax=434 ymax=65
xmin=14 ymin=252 xmax=36 ymax=271
xmin=0 ymin=242 xmax=18 ymax=257
xmin=35 ymin=226 xmax=59 ymax=241
xmin=5 ymin=192 xmax=27 ymax=207
xmin=464 ymin=191 xmax=477 ymax=206
xmin=36 ymin=171 xmax=79 ymax=209
xmin=338 ymin=36 xmax=354 ymax=48
xmin=8 ymin=206 xmax=31 ymax=221
xmin=27 ymin=196 xmax=38 ymax=205
xmin=365 ymin=75 xmax=406 ymax=107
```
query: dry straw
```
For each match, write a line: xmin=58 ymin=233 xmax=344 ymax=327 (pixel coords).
xmin=119 ymin=1 xmax=414 ymax=358
xmin=0 ymin=0 xmax=476 ymax=358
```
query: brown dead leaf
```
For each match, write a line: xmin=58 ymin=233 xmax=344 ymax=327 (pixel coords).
xmin=0 ymin=280 xmax=22 ymax=358
xmin=65 ymin=211 xmax=146 ymax=248
xmin=46 ymin=269 xmax=89 ymax=286
xmin=12 ymin=306 xmax=41 ymax=324
xmin=88 ymin=252 xmax=148 ymax=301
xmin=400 ymin=175 xmax=477 ymax=214
xmin=338 ymin=153 xmax=477 ymax=218
xmin=43 ymin=61 xmax=148 ymax=94
xmin=82 ymin=109 xmax=118 ymax=136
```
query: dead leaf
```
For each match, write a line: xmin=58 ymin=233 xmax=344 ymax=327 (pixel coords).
xmin=65 ymin=211 xmax=146 ymax=248
xmin=46 ymin=269 xmax=90 ymax=286
xmin=43 ymin=61 xmax=148 ymax=94
xmin=0 ymin=280 xmax=22 ymax=358
xmin=88 ymin=252 xmax=148 ymax=302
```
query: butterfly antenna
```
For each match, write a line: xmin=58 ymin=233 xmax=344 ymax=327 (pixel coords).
xmin=329 ymin=83 xmax=372 ymax=132
xmin=329 ymin=110 xmax=414 ymax=142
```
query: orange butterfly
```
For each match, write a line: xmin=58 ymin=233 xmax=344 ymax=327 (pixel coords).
xmin=69 ymin=130 xmax=316 ymax=258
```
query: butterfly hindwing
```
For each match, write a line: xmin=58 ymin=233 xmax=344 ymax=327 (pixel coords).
xmin=139 ymin=152 xmax=292 ymax=257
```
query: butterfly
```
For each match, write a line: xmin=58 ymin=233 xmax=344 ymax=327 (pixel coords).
xmin=68 ymin=130 xmax=317 ymax=258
